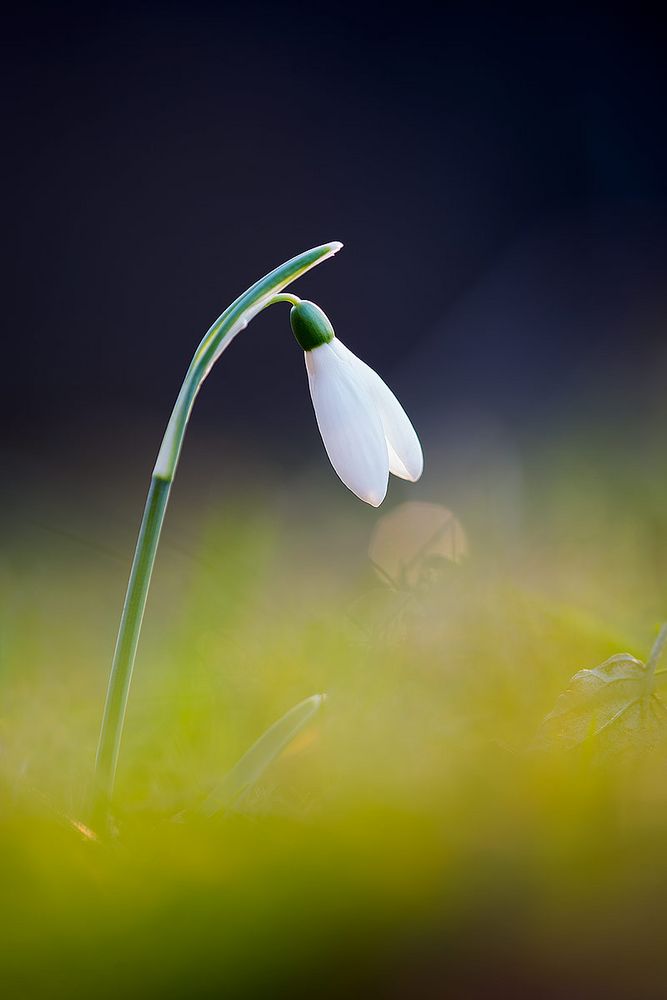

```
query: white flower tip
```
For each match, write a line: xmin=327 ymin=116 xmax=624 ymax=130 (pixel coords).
xmin=339 ymin=468 xmax=388 ymax=506
xmin=337 ymin=459 xmax=389 ymax=507
xmin=387 ymin=434 xmax=424 ymax=483
xmin=360 ymin=485 xmax=387 ymax=507
xmin=404 ymin=448 xmax=424 ymax=482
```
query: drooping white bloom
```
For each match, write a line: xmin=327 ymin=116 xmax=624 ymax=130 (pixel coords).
xmin=291 ymin=301 xmax=423 ymax=506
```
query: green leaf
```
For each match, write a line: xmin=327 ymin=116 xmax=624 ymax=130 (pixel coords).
xmin=199 ymin=694 xmax=326 ymax=816
xmin=537 ymin=651 xmax=667 ymax=753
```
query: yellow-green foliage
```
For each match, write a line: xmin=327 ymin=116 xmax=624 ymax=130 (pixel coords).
xmin=3 ymin=443 xmax=667 ymax=996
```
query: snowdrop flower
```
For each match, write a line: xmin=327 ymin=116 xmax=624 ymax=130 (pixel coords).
xmin=290 ymin=300 xmax=423 ymax=506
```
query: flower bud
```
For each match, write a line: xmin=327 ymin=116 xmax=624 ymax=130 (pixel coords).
xmin=290 ymin=300 xmax=335 ymax=351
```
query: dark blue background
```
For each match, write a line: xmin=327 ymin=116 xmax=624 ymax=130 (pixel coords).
xmin=3 ymin=3 xmax=666 ymax=458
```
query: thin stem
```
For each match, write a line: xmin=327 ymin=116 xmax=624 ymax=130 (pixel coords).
xmin=94 ymin=477 xmax=171 ymax=804
xmin=93 ymin=241 xmax=342 ymax=813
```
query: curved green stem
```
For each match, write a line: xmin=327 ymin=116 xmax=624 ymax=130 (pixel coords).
xmin=94 ymin=241 xmax=342 ymax=810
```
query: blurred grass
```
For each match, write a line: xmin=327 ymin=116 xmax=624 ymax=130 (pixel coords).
xmin=3 ymin=433 xmax=667 ymax=996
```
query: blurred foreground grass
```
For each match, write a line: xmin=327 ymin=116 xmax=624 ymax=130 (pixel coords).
xmin=3 ymin=435 xmax=667 ymax=997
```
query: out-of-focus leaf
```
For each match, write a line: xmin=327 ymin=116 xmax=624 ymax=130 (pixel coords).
xmin=354 ymin=502 xmax=467 ymax=645
xmin=199 ymin=693 xmax=325 ymax=816
xmin=537 ymin=652 xmax=667 ymax=753
xmin=369 ymin=501 xmax=467 ymax=590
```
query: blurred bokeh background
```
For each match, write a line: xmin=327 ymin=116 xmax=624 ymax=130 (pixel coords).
xmin=3 ymin=4 xmax=667 ymax=473
xmin=3 ymin=3 xmax=667 ymax=998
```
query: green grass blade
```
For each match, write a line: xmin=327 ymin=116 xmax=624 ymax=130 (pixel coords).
xmin=200 ymin=693 xmax=326 ymax=816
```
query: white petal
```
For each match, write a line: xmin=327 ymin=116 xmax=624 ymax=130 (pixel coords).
xmin=330 ymin=339 xmax=423 ymax=482
xmin=305 ymin=343 xmax=389 ymax=506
